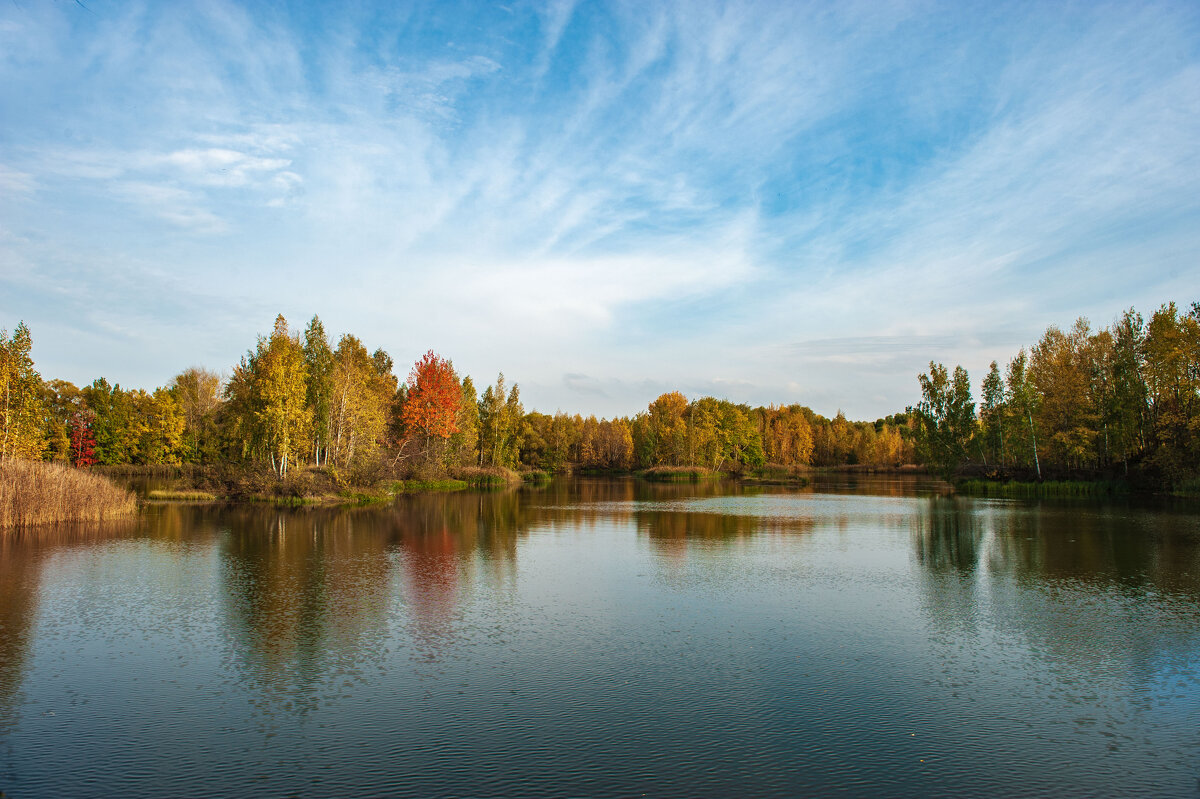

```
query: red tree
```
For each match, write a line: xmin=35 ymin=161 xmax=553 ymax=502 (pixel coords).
xmin=402 ymin=351 xmax=462 ymax=439
xmin=69 ymin=411 xmax=98 ymax=467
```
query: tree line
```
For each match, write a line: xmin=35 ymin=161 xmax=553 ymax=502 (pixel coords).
xmin=8 ymin=301 xmax=1195 ymax=487
xmin=913 ymin=301 xmax=1200 ymax=488
xmin=1 ymin=313 xmax=916 ymax=479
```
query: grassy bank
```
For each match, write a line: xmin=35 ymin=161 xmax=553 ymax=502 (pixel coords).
xmin=453 ymin=466 xmax=524 ymax=488
xmin=640 ymin=466 xmax=724 ymax=482
xmin=956 ymin=479 xmax=1131 ymax=498
xmin=390 ymin=478 xmax=470 ymax=493
xmin=147 ymin=489 xmax=217 ymax=501
xmin=1 ymin=459 xmax=138 ymax=529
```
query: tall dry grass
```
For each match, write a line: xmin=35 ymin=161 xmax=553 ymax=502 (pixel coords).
xmin=1 ymin=458 xmax=138 ymax=530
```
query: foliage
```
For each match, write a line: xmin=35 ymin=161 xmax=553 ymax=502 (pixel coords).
xmin=69 ymin=411 xmax=98 ymax=467
xmin=224 ymin=315 xmax=312 ymax=477
xmin=9 ymin=297 xmax=1197 ymax=494
xmin=478 ymin=373 xmax=523 ymax=469
xmin=402 ymin=350 xmax=462 ymax=440
xmin=913 ymin=362 xmax=976 ymax=479
xmin=171 ymin=367 xmax=223 ymax=464
xmin=327 ymin=334 xmax=391 ymax=468
xmin=1 ymin=322 xmax=47 ymax=460
xmin=303 ymin=316 xmax=335 ymax=466
xmin=910 ymin=300 xmax=1200 ymax=489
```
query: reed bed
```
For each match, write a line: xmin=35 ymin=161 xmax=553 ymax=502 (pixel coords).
xmin=1 ymin=458 xmax=138 ymax=530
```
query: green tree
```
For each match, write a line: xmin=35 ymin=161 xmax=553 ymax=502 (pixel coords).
xmin=1109 ymin=309 xmax=1148 ymax=471
xmin=42 ymin=378 xmax=83 ymax=462
xmin=914 ymin=362 xmax=976 ymax=479
xmin=980 ymin=361 xmax=1006 ymax=466
xmin=303 ymin=316 xmax=335 ymax=466
xmin=478 ymin=373 xmax=522 ymax=468
xmin=1005 ymin=350 xmax=1041 ymax=479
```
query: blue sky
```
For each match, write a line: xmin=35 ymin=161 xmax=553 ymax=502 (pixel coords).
xmin=2 ymin=1 xmax=1198 ymax=419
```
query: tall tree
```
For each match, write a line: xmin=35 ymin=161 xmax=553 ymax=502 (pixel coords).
xmin=251 ymin=315 xmax=311 ymax=477
xmin=171 ymin=367 xmax=223 ymax=464
xmin=478 ymin=373 xmax=522 ymax=468
xmin=1109 ymin=309 xmax=1148 ymax=470
xmin=914 ymin=362 xmax=976 ymax=479
xmin=1005 ymin=349 xmax=1041 ymax=479
xmin=1029 ymin=319 xmax=1097 ymax=469
xmin=447 ymin=375 xmax=479 ymax=466
xmin=1143 ymin=302 xmax=1200 ymax=480
xmin=980 ymin=361 xmax=1007 ymax=466
xmin=327 ymin=335 xmax=389 ymax=468
xmin=303 ymin=316 xmax=335 ymax=466
xmin=69 ymin=410 xmax=98 ymax=467
xmin=0 ymin=322 xmax=46 ymax=460
xmin=402 ymin=351 xmax=463 ymax=469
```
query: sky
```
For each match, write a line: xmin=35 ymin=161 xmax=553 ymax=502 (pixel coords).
xmin=1 ymin=1 xmax=1198 ymax=420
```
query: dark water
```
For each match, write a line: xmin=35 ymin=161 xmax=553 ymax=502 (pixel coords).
xmin=1 ymin=476 xmax=1199 ymax=798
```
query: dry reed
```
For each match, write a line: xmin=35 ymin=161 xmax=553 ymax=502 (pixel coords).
xmin=1 ymin=458 xmax=138 ymax=530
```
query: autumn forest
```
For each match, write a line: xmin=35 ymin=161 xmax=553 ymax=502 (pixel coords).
xmin=2 ymin=301 xmax=1199 ymax=494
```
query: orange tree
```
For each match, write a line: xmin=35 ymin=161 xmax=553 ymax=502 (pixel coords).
xmin=402 ymin=351 xmax=462 ymax=443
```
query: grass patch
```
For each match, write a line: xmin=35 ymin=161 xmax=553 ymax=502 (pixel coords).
xmin=2 ymin=459 xmax=138 ymax=529
xmin=640 ymin=465 xmax=724 ymax=482
xmin=339 ymin=492 xmax=391 ymax=506
xmin=454 ymin=466 xmax=523 ymax=488
xmin=390 ymin=479 xmax=470 ymax=493
xmin=147 ymin=489 xmax=217 ymax=501
xmin=522 ymin=470 xmax=552 ymax=483
xmin=957 ymin=479 xmax=1130 ymax=498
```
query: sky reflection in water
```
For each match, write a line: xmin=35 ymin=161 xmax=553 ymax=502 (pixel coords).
xmin=1 ymin=476 xmax=1198 ymax=797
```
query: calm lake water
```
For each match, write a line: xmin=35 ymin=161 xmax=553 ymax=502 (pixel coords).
xmin=1 ymin=476 xmax=1198 ymax=798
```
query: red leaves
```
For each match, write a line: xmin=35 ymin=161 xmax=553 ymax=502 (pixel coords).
xmin=402 ymin=351 xmax=462 ymax=439
xmin=69 ymin=411 xmax=97 ymax=468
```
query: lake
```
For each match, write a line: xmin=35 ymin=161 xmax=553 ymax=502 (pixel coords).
xmin=1 ymin=476 xmax=1198 ymax=797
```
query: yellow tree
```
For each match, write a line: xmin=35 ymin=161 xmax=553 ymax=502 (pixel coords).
xmin=1030 ymin=319 xmax=1097 ymax=469
xmin=328 ymin=335 xmax=388 ymax=468
xmin=1143 ymin=302 xmax=1200 ymax=478
xmin=648 ymin=392 xmax=688 ymax=465
xmin=760 ymin=405 xmax=813 ymax=466
xmin=0 ymin=322 xmax=46 ymax=460
xmin=256 ymin=315 xmax=311 ymax=478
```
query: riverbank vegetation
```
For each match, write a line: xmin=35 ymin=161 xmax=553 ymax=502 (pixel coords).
xmin=1 ymin=458 xmax=137 ymax=528
xmin=913 ymin=301 xmax=1200 ymax=493
xmin=3 ymin=299 xmax=1197 ymax=504
xmin=2 ymin=314 xmax=917 ymax=505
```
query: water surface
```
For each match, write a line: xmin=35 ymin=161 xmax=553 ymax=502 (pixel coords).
xmin=1 ymin=476 xmax=1198 ymax=797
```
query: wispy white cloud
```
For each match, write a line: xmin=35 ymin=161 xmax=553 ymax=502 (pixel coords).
xmin=0 ymin=165 xmax=35 ymax=194
xmin=1 ymin=0 xmax=1197 ymax=419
